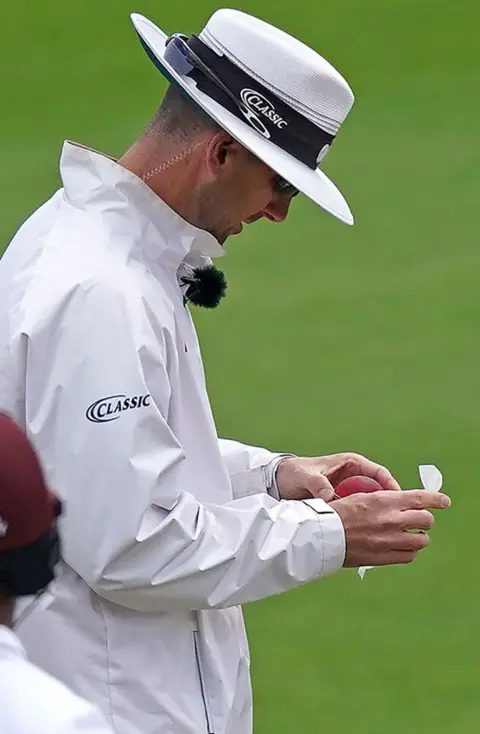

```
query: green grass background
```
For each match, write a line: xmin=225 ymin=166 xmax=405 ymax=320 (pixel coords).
xmin=1 ymin=2 xmax=478 ymax=732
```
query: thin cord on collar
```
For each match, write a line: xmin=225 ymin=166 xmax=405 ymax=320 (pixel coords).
xmin=142 ymin=140 xmax=206 ymax=182
xmin=142 ymin=142 xmax=227 ymax=308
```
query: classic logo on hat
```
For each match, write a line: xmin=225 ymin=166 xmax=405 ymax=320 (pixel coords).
xmin=239 ymin=89 xmax=288 ymax=139
xmin=131 ymin=9 xmax=356 ymax=225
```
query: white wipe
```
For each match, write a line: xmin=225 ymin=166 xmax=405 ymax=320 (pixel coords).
xmin=357 ymin=464 xmax=443 ymax=579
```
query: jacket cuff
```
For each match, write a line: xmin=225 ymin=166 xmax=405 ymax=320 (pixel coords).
xmin=262 ymin=453 xmax=296 ymax=500
xmin=302 ymin=498 xmax=346 ymax=574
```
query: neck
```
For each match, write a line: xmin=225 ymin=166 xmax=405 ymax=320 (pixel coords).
xmin=118 ymin=135 xmax=206 ymax=228
xmin=0 ymin=587 xmax=13 ymax=628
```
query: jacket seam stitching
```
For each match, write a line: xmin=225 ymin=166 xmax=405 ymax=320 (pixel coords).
xmin=95 ymin=596 xmax=117 ymax=732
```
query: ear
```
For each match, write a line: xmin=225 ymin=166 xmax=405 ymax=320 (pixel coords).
xmin=204 ymin=132 xmax=238 ymax=178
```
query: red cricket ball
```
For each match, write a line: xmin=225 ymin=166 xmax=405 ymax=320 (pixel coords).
xmin=335 ymin=475 xmax=383 ymax=498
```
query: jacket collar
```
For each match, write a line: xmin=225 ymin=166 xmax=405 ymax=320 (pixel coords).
xmin=0 ymin=624 xmax=26 ymax=661
xmin=59 ymin=141 xmax=225 ymax=269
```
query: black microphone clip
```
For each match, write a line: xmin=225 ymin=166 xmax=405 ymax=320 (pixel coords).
xmin=181 ymin=264 xmax=227 ymax=309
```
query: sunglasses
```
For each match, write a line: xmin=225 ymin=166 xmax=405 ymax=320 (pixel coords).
xmin=272 ymin=176 xmax=299 ymax=198
xmin=164 ymin=34 xmax=300 ymax=199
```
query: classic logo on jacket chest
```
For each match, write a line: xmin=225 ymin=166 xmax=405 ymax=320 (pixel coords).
xmin=86 ymin=394 xmax=151 ymax=423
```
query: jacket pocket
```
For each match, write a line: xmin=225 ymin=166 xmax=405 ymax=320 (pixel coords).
xmin=193 ymin=630 xmax=215 ymax=734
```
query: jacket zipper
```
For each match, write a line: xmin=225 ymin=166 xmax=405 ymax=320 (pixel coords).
xmin=193 ymin=630 xmax=215 ymax=734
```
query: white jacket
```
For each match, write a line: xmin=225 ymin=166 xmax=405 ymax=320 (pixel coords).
xmin=0 ymin=625 xmax=113 ymax=733
xmin=0 ymin=142 xmax=345 ymax=734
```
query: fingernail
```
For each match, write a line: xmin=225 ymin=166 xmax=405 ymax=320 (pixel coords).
xmin=440 ymin=494 xmax=451 ymax=508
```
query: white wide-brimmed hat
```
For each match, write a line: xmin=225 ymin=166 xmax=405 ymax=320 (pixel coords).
xmin=130 ymin=9 xmax=355 ymax=225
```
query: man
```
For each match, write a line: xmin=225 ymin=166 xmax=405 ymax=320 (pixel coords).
xmin=0 ymin=8 xmax=450 ymax=734
xmin=0 ymin=412 xmax=114 ymax=733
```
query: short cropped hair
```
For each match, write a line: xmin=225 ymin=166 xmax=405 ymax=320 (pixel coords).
xmin=144 ymin=84 xmax=221 ymax=143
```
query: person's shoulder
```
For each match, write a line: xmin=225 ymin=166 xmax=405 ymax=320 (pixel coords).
xmin=0 ymin=655 xmax=112 ymax=733
xmin=5 ymin=192 xmax=176 ymax=338
xmin=25 ymin=230 xmax=177 ymax=333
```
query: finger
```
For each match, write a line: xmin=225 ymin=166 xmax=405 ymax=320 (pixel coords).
xmin=323 ymin=460 xmax=355 ymax=487
xmin=388 ymin=530 xmax=430 ymax=552
xmin=363 ymin=550 xmax=419 ymax=567
xmin=399 ymin=510 xmax=435 ymax=531
xmin=366 ymin=531 xmax=429 ymax=561
xmin=399 ymin=490 xmax=451 ymax=510
xmin=356 ymin=457 xmax=401 ymax=490
xmin=327 ymin=454 xmax=401 ymax=491
xmin=305 ymin=473 xmax=335 ymax=502
xmin=372 ymin=463 xmax=402 ymax=491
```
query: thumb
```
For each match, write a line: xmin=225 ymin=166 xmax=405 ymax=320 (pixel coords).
xmin=306 ymin=473 xmax=335 ymax=502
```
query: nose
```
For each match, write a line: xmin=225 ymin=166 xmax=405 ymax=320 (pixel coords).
xmin=262 ymin=195 xmax=293 ymax=223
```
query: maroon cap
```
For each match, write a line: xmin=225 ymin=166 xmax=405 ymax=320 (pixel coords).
xmin=0 ymin=412 xmax=60 ymax=552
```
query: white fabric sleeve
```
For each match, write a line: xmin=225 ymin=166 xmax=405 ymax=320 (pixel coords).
xmin=62 ymin=705 xmax=115 ymax=734
xmin=25 ymin=279 xmax=345 ymax=614
xmin=217 ymin=438 xmax=293 ymax=500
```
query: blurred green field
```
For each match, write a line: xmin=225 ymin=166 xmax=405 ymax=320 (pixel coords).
xmin=1 ymin=1 xmax=478 ymax=732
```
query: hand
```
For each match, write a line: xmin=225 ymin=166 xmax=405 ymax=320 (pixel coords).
xmin=330 ymin=489 xmax=451 ymax=567
xmin=275 ymin=453 xmax=401 ymax=502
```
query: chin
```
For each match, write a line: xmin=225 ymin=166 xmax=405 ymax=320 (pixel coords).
xmin=223 ymin=226 xmax=243 ymax=242
xmin=216 ymin=231 xmax=231 ymax=245
xmin=208 ymin=224 xmax=242 ymax=245
xmin=205 ymin=226 xmax=227 ymax=245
